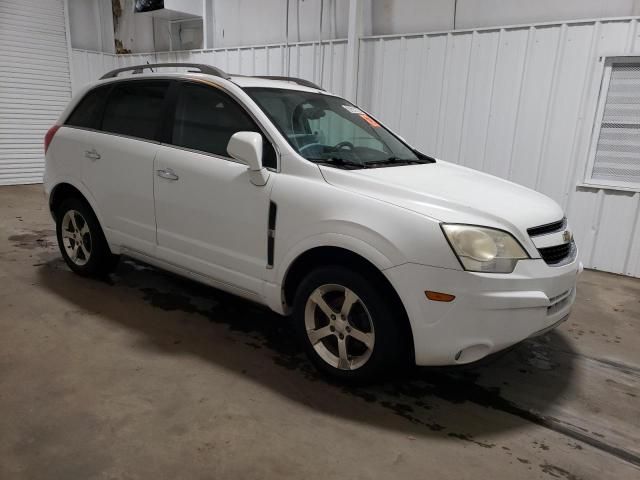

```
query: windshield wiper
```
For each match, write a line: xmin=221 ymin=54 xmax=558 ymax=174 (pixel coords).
xmin=366 ymin=156 xmax=428 ymax=166
xmin=309 ymin=157 xmax=369 ymax=169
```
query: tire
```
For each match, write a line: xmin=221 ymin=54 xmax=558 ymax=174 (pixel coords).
xmin=293 ymin=265 xmax=406 ymax=383
xmin=55 ymin=197 xmax=119 ymax=276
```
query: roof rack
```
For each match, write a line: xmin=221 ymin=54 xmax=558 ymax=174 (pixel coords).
xmin=99 ymin=64 xmax=325 ymax=91
xmin=100 ymin=63 xmax=231 ymax=80
xmin=254 ymin=76 xmax=324 ymax=91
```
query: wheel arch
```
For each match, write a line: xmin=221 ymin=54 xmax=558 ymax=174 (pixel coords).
xmin=281 ymin=245 xmax=415 ymax=362
xmin=49 ymin=182 xmax=103 ymax=226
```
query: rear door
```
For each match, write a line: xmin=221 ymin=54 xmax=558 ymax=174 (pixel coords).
xmin=53 ymin=84 xmax=111 ymax=202
xmin=82 ymin=80 xmax=170 ymax=255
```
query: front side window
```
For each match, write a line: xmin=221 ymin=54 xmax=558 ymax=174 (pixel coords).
xmin=246 ymin=88 xmax=432 ymax=169
xmin=101 ymin=81 xmax=169 ymax=141
xmin=171 ymin=82 xmax=277 ymax=168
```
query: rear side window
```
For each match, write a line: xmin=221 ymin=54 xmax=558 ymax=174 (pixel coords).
xmin=171 ymin=82 xmax=277 ymax=168
xmin=65 ymin=85 xmax=110 ymax=129
xmin=101 ymin=81 xmax=169 ymax=141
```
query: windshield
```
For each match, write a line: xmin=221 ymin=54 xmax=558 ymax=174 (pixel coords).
xmin=245 ymin=88 xmax=433 ymax=169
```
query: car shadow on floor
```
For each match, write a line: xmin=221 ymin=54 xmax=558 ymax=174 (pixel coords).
xmin=37 ymin=256 xmax=579 ymax=445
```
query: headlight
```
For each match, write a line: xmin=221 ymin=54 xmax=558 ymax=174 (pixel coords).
xmin=441 ymin=224 xmax=529 ymax=273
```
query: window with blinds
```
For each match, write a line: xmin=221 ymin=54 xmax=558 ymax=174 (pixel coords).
xmin=587 ymin=59 xmax=640 ymax=190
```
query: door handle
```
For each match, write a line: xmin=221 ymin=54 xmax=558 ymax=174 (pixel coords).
xmin=84 ymin=149 xmax=101 ymax=160
xmin=156 ymin=168 xmax=179 ymax=181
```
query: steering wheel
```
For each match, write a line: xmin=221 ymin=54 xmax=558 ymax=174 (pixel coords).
xmin=333 ymin=141 xmax=355 ymax=151
xmin=298 ymin=142 xmax=323 ymax=155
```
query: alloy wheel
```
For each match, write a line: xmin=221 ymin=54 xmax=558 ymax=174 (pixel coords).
xmin=304 ymin=284 xmax=375 ymax=370
xmin=61 ymin=209 xmax=92 ymax=266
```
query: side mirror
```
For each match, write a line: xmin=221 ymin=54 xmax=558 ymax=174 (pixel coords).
xmin=227 ymin=131 xmax=269 ymax=186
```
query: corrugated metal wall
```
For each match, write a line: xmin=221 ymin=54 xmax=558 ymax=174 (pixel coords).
xmin=69 ymin=18 xmax=640 ymax=276
xmin=0 ymin=0 xmax=72 ymax=185
xmin=70 ymin=39 xmax=348 ymax=97
xmin=356 ymin=18 xmax=640 ymax=277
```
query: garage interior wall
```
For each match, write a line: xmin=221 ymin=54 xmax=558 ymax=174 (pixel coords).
xmin=70 ymin=17 xmax=640 ymax=277
xmin=2 ymin=1 xmax=639 ymax=277
xmin=0 ymin=0 xmax=72 ymax=185
xmin=67 ymin=0 xmax=114 ymax=53
xmin=356 ymin=19 xmax=640 ymax=277
xmin=69 ymin=1 xmax=640 ymax=53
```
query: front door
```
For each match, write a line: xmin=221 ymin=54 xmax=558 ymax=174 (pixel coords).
xmin=153 ymin=81 xmax=276 ymax=295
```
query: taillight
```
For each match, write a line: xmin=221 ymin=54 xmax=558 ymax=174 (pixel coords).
xmin=44 ymin=125 xmax=61 ymax=154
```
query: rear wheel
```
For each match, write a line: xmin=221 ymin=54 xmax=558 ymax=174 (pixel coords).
xmin=293 ymin=266 xmax=405 ymax=383
xmin=55 ymin=198 xmax=119 ymax=276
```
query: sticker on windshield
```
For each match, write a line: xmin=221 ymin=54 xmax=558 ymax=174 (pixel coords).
xmin=342 ymin=105 xmax=363 ymax=114
xmin=359 ymin=113 xmax=381 ymax=128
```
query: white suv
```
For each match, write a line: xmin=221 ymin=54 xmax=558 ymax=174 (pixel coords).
xmin=44 ymin=63 xmax=581 ymax=381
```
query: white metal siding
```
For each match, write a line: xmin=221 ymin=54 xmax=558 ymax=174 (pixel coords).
xmin=69 ymin=18 xmax=640 ymax=277
xmin=0 ymin=0 xmax=72 ymax=185
xmin=70 ymin=39 xmax=349 ymax=99
xmin=356 ymin=18 xmax=640 ymax=277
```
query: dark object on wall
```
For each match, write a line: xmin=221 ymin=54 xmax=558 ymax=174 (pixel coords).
xmin=112 ymin=0 xmax=122 ymax=28
xmin=114 ymin=39 xmax=131 ymax=55
xmin=135 ymin=0 xmax=164 ymax=13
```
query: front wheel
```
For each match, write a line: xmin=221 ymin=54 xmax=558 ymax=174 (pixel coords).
xmin=293 ymin=266 xmax=406 ymax=383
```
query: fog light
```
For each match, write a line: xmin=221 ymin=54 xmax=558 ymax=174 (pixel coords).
xmin=425 ymin=291 xmax=456 ymax=302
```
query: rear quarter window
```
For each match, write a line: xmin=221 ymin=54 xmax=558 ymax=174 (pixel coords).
xmin=65 ymin=85 xmax=110 ymax=129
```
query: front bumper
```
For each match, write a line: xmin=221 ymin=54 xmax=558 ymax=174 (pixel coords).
xmin=384 ymin=257 xmax=581 ymax=366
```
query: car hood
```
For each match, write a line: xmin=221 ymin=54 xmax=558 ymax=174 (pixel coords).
xmin=319 ymin=160 xmax=564 ymax=238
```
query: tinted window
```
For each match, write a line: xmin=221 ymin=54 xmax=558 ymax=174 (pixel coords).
xmin=65 ymin=86 xmax=110 ymax=129
xmin=102 ymin=81 xmax=169 ymax=141
xmin=171 ymin=82 xmax=276 ymax=168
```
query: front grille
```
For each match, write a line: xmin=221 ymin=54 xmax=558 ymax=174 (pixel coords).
xmin=538 ymin=242 xmax=573 ymax=265
xmin=527 ymin=218 xmax=566 ymax=237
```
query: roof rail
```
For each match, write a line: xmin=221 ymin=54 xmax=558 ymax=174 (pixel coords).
xmin=100 ymin=63 xmax=231 ymax=80
xmin=254 ymin=75 xmax=324 ymax=91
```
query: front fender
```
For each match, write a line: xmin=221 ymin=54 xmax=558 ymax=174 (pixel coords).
xmin=261 ymin=229 xmax=403 ymax=315
xmin=275 ymin=230 xmax=400 ymax=288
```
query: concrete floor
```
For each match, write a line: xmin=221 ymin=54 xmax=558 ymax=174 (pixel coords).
xmin=0 ymin=185 xmax=639 ymax=480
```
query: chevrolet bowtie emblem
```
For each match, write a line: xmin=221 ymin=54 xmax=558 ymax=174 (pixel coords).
xmin=562 ymin=230 xmax=573 ymax=243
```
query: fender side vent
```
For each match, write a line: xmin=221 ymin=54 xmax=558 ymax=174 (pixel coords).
xmin=267 ymin=201 xmax=277 ymax=268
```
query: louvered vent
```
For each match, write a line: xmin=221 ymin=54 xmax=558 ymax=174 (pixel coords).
xmin=591 ymin=62 xmax=640 ymax=186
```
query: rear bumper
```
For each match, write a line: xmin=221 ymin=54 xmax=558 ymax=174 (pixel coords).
xmin=384 ymin=257 xmax=581 ymax=366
